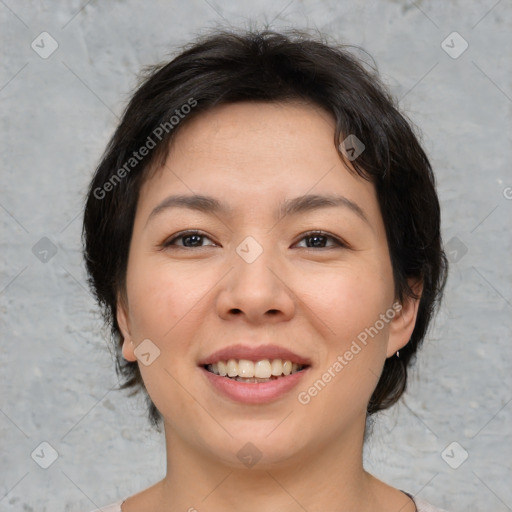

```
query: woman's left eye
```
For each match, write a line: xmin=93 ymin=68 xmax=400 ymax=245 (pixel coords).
xmin=294 ymin=231 xmax=345 ymax=249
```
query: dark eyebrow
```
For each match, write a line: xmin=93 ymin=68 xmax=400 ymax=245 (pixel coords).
xmin=277 ymin=193 xmax=369 ymax=225
xmin=146 ymin=194 xmax=231 ymax=227
xmin=146 ymin=193 xmax=369 ymax=226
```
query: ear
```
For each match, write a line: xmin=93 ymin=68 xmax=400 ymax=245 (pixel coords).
xmin=386 ymin=279 xmax=423 ymax=358
xmin=116 ymin=292 xmax=137 ymax=362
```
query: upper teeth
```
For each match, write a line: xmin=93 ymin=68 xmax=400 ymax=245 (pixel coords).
xmin=206 ymin=359 xmax=303 ymax=378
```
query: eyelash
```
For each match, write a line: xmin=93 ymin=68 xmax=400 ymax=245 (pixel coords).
xmin=162 ymin=230 xmax=347 ymax=250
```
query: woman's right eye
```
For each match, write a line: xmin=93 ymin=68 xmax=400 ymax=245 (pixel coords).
xmin=163 ymin=230 xmax=217 ymax=248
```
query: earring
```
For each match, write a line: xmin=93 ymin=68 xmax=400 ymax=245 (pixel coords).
xmin=396 ymin=350 xmax=400 ymax=358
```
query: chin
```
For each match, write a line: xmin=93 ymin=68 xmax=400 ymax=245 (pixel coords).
xmin=207 ymin=425 xmax=309 ymax=469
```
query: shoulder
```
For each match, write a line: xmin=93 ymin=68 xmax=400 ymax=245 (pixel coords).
xmin=86 ymin=500 xmax=124 ymax=512
xmin=413 ymin=496 xmax=451 ymax=512
xmin=86 ymin=496 xmax=450 ymax=512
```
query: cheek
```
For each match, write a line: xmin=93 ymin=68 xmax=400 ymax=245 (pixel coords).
xmin=124 ymin=256 xmax=208 ymax=341
xmin=308 ymin=265 xmax=393 ymax=345
xmin=304 ymin=269 xmax=394 ymax=413
xmin=123 ymin=258 xmax=210 ymax=421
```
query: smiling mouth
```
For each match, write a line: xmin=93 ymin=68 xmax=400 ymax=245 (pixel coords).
xmin=203 ymin=358 xmax=308 ymax=383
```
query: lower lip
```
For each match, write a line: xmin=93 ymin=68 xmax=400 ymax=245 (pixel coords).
xmin=200 ymin=366 xmax=309 ymax=404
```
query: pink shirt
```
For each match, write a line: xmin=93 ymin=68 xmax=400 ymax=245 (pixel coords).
xmin=88 ymin=495 xmax=450 ymax=511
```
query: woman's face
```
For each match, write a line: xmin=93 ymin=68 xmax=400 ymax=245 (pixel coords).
xmin=117 ymin=101 xmax=418 ymax=468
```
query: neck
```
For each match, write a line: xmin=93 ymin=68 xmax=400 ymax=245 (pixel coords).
xmin=154 ymin=416 xmax=391 ymax=512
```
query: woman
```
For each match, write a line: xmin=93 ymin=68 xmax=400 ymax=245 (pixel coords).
xmin=83 ymin=28 xmax=449 ymax=512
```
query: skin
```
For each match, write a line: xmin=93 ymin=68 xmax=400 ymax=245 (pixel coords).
xmin=116 ymin=101 xmax=420 ymax=512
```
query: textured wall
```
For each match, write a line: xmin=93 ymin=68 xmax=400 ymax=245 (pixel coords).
xmin=1 ymin=1 xmax=511 ymax=511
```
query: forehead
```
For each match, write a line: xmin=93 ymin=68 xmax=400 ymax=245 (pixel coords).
xmin=137 ymin=101 xmax=380 ymax=224
xmin=168 ymin=100 xmax=336 ymax=163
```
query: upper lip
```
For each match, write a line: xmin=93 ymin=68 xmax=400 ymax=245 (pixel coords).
xmin=198 ymin=344 xmax=312 ymax=366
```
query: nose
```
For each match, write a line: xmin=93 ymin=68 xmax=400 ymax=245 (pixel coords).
xmin=215 ymin=239 xmax=296 ymax=324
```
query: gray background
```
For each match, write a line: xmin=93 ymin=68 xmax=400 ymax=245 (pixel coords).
xmin=1 ymin=1 xmax=511 ymax=511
